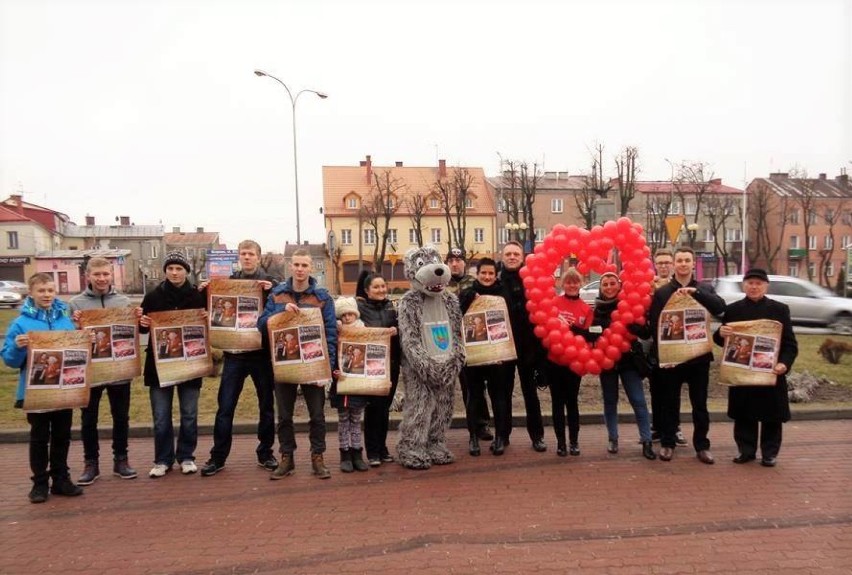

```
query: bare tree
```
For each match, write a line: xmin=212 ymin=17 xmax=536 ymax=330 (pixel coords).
xmin=819 ymin=200 xmax=846 ymax=289
xmin=260 ymin=252 xmax=288 ymax=280
xmin=747 ymin=182 xmax=790 ymax=274
xmin=613 ymin=146 xmax=640 ymax=216
xmin=575 ymin=145 xmax=610 ymax=229
xmin=789 ymin=167 xmax=818 ymax=281
xmin=702 ymin=196 xmax=739 ymax=274
xmin=645 ymin=195 xmax=674 ymax=254
xmin=402 ymin=189 xmax=428 ymax=247
xmin=360 ymin=170 xmax=405 ymax=273
xmin=434 ymin=166 xmax=476 ymax=254
xmin=497 ymin=159 xmax=541 ymax=250
xmin=674 ymin=161 xmax=715 ymax=246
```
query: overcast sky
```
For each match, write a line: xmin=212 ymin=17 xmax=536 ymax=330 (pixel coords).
xmin=1 ymin=0 xmax=850 ymax=253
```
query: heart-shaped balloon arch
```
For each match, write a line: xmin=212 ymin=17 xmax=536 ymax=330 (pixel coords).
xmin=519 ymin=217 xmax=655 ymax=376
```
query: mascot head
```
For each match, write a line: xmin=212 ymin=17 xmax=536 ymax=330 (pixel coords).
xmin=404 ymin=246 xmax=450 ymax=297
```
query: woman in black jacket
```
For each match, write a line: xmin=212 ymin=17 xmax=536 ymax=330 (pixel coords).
xmin=356 ymin=271 xmax=401 ymax=466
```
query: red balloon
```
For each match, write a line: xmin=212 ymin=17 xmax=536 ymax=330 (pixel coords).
xmin=601 ymin=358 xmax=615 ymax=371
xmin=534 ymin=325 xmax=547 ymax=339
xmin=621 ymin=312 xmax=635 ymax=325
xmin=570 ymin=361 xmax=584 ymax=374
xmin=577 ymin=348 xmax=591 ymax=363
xmin=550 ymin=343 xmax=564 ymax=356
xmin=605 ymin=345 xmax=621 ymax=360
xmin=591 ymin=348 xmax=605 ymax=364
xmin=586 ymin=360 xmax=602 ymax=375
xmin=564 ymin=345 xmax=578 ymax=359
xmin=523 ymin=276 xmax=536 ymax=289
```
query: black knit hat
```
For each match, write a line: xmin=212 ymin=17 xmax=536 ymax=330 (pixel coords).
xmin=163 ymin=250 xmax=191 ymax=273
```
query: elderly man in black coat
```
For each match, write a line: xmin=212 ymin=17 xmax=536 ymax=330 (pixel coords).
xmin=713 ymin=269 xmax=798 ymax=467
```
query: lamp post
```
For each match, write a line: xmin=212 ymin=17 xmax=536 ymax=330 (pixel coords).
xmin=254 ymin=70 xmax=327 ymax=246
xmin=504 ymin=221 xmax=527 ymax=242
xmin=686 ymin=222 xmax=699 ymax=248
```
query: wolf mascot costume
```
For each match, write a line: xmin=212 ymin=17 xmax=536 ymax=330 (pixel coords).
xmin=396 ymin=246 xmax=465 ymax=469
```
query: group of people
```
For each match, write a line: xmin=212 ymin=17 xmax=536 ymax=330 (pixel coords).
xmin=3 ymin=237 xmax=799 ymax=505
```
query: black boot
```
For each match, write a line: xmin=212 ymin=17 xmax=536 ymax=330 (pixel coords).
xmin=642 ymin=441 xmax=657 ymax=460
xmin=469 ymin=435 xmax=481 ymax=457
xmin=339 ymin=449 xmax=354 ymax=473
xmin=491 ymin=436 xmax=505 ymax=456
xmin=351 ymin=448 xmax=369 ymax=472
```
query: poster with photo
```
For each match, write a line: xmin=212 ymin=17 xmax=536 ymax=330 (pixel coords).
xmin=719 ymin=320 xmax=782 ymax=386
xmin=336 ymin=325 xmax=393 ymax=396
xmin=463 ymin=295 xmax=517 ymax=366
xmin=657 ymin=292 xmax=713 ymax=368
xmin=207 ymin=279 xmax=263 ymax=352
xmin=78 ymin=308 xmax=141 ymax=387
xmin=267 ymin=308 xmax=331 ymax=385
xmin=149 ymin=309 xmax=213 ymax=387
xmin=23 ymin=331 xmax=91 ymax=413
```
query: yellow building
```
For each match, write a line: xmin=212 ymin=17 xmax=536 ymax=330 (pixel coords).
xmin=323 ymin=156 xmax=497 ymax=294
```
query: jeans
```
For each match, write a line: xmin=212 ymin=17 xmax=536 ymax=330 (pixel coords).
xmin=547 ymin=362 xmax=581 ymax=447
xmin=364 ymin=361 xmax=399 ymax=459
xmin=80 ymin=382 xmax=131 ymax=462
xmin=503 ymin=361 xmax=545 ymax=442
xmin=28 ymin=410 xmax=73 ymax=486
xmin=600 ymin=367 xmax=652 ymax=443
xmin=209 ymin=354 xmax=275 ymax=463
xmin=149 ymin=382 xmax=201 ymax=466
xmin=274 ymin=384 xmax=326 ymax=455
xmin=657 ymin=363 xmax=710 ymax=451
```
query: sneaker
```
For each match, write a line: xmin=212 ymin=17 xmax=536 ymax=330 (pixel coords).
xmin=675 ymin=431 xmax=688 ymax=446
xmin=200 ymin=459 xmax=225 ymax=477
xmin=270 ymin=453 xmax=295 ymax=480
xmin=29 ymin=484 xmax=49 ymax=504
xmin=149 ymin=463 xmax=171 ymax=478
xmin=180 ymin=460 xmax=197 ymax=475
xmin=50 ymin=477 xmax=84 ymax=497
xmin=257 ymin=456 xmax=278 ymax=471
xmin=311 ymin=453 xmax=331 ymax=479
xmin=77 ymin=460 xmax=100 ymax=486
xmin=380 ymin=451 xmax=394 ymax=463
xmin=368 ymin=456 xmax=382 ymax=467
xmin=113 ymin=458 xmax=137 ymax=480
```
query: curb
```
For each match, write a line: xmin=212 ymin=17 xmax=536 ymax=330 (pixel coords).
xmin=0 ymin=408 xmax=849 ymax=444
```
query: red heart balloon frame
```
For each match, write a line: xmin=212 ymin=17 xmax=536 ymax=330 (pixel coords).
xmin=519 ymin=217 xmax=655 ymax=376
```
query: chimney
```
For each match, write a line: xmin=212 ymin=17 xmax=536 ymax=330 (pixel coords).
xmin=365 ymin=154 xmax=372 ymax=182
xmin=196 ymin=227 xmax=204 ymax=233
xmin=438 ymin=159 xmax=447 ymax=178
xmin=769 ymin=173 xmax=788 ymax=180
xmin=9 ymin=194 xmax=24 ymax=215
xmin=120 ymin=216 xmax=130 ymax=226
xmin=709 ymin=178 xmax=721 ymax=186
xmin=837 ymin=173 xmax=849 ymax=186
xmin=395 ymin=161 xmax=403 ymax=167
xmin=85 ymin=215 xmax=95 ymax=226
xmin=173 ymin=226 xmax=181 ymax=233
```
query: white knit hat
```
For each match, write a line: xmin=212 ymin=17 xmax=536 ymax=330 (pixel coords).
xmin=335 ymin=296 xmax=360 ymax=319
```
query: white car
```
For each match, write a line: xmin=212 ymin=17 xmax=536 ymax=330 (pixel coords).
xmin=579 ymin=281 xmax=600 ymax=306
xmin=0 ymin=290 xmax=22 ymax=308
xmin=0 ymin=280 xmax=27 ymax=295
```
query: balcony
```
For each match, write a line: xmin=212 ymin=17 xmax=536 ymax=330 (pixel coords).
xmin=788 ymin=248 xmax=807 ymax=259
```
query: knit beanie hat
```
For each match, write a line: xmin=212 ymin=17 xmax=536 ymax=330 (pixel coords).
xmin=335 ymin=296 xmax=360 ymax=319
xmin=163 ymin=250 xmax=192 ymax=274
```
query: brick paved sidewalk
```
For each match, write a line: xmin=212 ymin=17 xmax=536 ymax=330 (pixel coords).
xmin=1 ymin=420 xmax=850 ymax=574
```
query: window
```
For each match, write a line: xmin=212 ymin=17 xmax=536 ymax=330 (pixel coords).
xmin=789 ymin=235 xmax=799 ymax=249
xmin=703 ymin=230 xmax=715 ymax=243
xmin=429 ymin=198 xmax=439 ymax=209
xmin=386 ymin=196 xmax=395 ymax=209
xmin=826 ymin=262 xmax=835 ymax=277
xmin=535 ymin=228 xmax=545 ymax=243
xmin=824 ymin=236 xmax=833 ymax=250
xmin=808 ymin=210 xmax=816 ymax=225
xmin=825 ymin=208 xmax=834 ymax=222
xmin=431 ymin=228 xmax=441 ymax=244
xmin=788 ymin=263 xmax=799 ymax=277
xmin=843 ymin=211 xmax=852 ymax=225
xmin=670 ymin=201 xmax=682 ymax=215
xmin=808 ymin=235 xmax=817 ymax=250
xmin=340 ymin=229 xmax=352 ymax=245
xmin=347 ymin=197 xmax=358 ymax=209
xmin=408 ymin=228 xmax=417 ymax=244
xmin=498 ymin=228 xmax=509 ymax=244
xmin=789 ymin=210 xmax=799 ymax=225
xmin=843 ymin=235 xmax=852 ymax=249
xmin=6 ymin=231 xmax=18 ymax=249
xmin=498 ymin=198 xmax=506 ymax=213
xmin=685 ymin=199 xmax=696 ymax=215
xmin=364 ymin=228 xmax=376 ymax=245
xmin=474 ymin=228 xmax=484 ymax=243
xmin=465 ymin=197 xmax=473 ymax=209
xmin=150 ymin=243 xmax=159 ymax=259
xmin=551 ymin=198 xmax=563 ymax=213
xmin=387 ymin=228 xmax=397 ymax=244
xmin=808 ymin=262 xmax=816 ymax=278
xmin=725 ymin=228 xmax=742 ymax=242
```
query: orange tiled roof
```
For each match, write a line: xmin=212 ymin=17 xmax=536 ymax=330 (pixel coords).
xmin=0 ymin=205 xmax=31 ymax=222
xmin=323 ymin=160 xmax=495 ymax=217
xmin=163 ymin=231 xmax=221 ymax=246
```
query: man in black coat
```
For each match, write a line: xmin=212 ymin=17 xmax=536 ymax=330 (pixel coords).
xmin=713 ymin=269 xmax=798 ymax=467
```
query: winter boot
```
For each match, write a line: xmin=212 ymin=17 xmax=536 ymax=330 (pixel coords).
xmin=77 ymin=459 xmax=100 ymax=486
xmin=351 ymin=448 xmax=369 ymax=472
xmin=339 ymin=449 xmax=354 ymax=473
xmin=311 ymin=452 xmax=331 ymax=479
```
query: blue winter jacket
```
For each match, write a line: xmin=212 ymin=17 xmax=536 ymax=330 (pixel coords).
xmin=2 ymin=297 xmax=76 ymax=402
xmin=257 ymin=276 xmax=338 ymax=371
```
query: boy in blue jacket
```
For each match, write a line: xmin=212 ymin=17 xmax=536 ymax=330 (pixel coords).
xmin=2 ymin=273 xmax=83 ymax=503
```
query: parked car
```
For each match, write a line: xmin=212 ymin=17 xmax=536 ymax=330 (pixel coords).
xmin=579 ymin=281 xmax=600 ymax=306
xmin=0 ymin=290 xmax=22 ymax=308
xmin=711 ymin=275 xmax=852 ymax=334
xmin=0 ymin=280 xmax=27 ymax=295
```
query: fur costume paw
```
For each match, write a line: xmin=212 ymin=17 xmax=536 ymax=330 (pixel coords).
xmin=395 ymin=246 xmax=465 ymax=470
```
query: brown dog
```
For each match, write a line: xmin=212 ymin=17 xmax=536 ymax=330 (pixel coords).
xmin=818 ymin=338 xmax=852 ymax=364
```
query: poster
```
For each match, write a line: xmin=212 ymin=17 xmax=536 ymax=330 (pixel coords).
xmin=207 ymin=279 xmax=263 ymax=352
xmin=205 ymin=249 xmax=239 ymax=279
xmin=462 ymin=295 xmax=516 ymax=366
xmin=268 ymin=308 xmax=332 ymax=386
xmin=78 ymin=308 xmax=141 ymax=386
xmin=719 ymin=319 xmax=782 ymax=386
xmin=657 ymin=292 xmax=713 ymax=368
xmin=23 ymin=330 xmax=91 ymax=413
xmin=336 ymin=325 xmax=393 ymax=396
xmin=149 ymin=309 xmax=214 ymax=386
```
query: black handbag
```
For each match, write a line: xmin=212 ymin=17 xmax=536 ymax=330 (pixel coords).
xmin=629 ymin=340 xmax=653 ymax=378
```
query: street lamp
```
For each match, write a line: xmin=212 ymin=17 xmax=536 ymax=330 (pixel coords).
xmin=504 ymin=221 xmax=527 ymax=241
xmin=254 ymin=69 xmax=327 ymax=246
xmin=686 ymin=222 xmax=699 ymax=248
